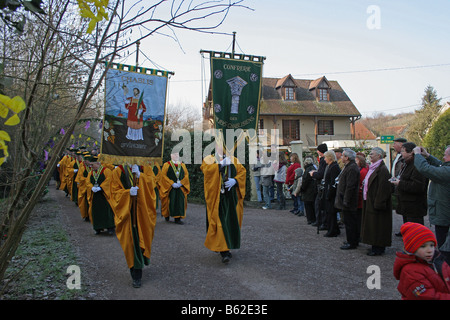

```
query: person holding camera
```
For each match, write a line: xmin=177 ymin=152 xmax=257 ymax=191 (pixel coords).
xmin=389 ymin=142 xmax=428 ymax=226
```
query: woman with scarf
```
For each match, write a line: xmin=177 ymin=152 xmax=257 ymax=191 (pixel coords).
xmin=361 ymin=147 xmax=392 ymax=256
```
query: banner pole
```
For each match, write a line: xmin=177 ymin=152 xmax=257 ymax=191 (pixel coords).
xmin=232 ymin=31 xmax=236 ymax=56
xmin=136 ymin=40 xmax=140 ymax=69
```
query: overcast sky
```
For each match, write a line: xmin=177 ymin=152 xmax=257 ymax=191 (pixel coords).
xmin=120 ymin=0 xmax=450 ymax=117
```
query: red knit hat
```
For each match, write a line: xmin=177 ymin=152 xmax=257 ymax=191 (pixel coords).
xmin=400 ymin=222 xmax=437 ymax=254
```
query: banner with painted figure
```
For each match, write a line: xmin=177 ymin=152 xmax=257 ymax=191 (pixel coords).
xmin=99 ymin=63 xmax=171 ymax=166
xmin=210 ymin=54 xmax=264 ymax=147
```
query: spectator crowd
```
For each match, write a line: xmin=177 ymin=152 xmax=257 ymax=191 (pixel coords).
xmin=251 ymin=140 xmax=450 ymax=263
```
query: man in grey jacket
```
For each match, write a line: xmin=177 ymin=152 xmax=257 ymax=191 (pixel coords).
xmin=413 ymin=145 xmax=450 ymax=248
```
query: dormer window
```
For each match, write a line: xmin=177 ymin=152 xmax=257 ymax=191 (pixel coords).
xmin=309 ymin=76 xmax=331 ymax=102
xmin=275 ymin=74 xmax=297 ymax=101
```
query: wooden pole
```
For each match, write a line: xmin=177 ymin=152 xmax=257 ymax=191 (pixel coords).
xmin=136 ymin=41 xmax=140 ymax=68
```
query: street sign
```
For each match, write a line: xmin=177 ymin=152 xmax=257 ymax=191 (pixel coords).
xmin=380 ymin=135 xmax=394 ymax=144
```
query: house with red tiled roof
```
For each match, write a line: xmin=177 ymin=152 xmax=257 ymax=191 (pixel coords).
xmin=258 ymin=74 xmax=361 ymax=147
xmin=351 ymin=122 xmax=377 ymax=140
xmin=203 ymin=74 xmax=362 ymax=148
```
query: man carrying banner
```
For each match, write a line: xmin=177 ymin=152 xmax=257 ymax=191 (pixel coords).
xmin=200 ymin=142 xmax=246 ymax=263
xmin=109 ymin=163 xmax=157 ymax=288
xmin=159 ymin=152 xmax=190 ymax=224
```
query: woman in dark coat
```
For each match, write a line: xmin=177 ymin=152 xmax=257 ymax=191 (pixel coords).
xmin=300 ymin=157 xmax=317 ymax=224
xmin=323 ymin=150 xmax=341 ymax=237
xmin=361 ymin=147 xmax=392 ymax=256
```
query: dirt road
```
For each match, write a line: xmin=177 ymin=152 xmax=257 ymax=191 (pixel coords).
xmin=52 ymin=181 xmax=405 ymax=301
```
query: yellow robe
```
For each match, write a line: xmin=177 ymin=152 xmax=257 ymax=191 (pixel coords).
xmin=65 ymin=158 xmax=76 ymax=198
xmin=158 ymin=161 xmax=190 ymax=219
xmin=109 ymin=165 xmax=157 ymax=269
xmin=75 ymin=163 xmax=90 ymax=219
xmin=200 ymin=155 xmax=246 ymax=252
xmin=58 ymin=155 xmax=71 ymax=191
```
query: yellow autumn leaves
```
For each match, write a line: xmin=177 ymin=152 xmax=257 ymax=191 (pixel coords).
xmin=77 ymin=0 xmax=110 ymax=34
xmin=0 ymin=94 xmax=26 ymax=166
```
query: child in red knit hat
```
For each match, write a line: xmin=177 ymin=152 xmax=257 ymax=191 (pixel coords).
xmin=393 ymin=222 xmax=450 ymax=300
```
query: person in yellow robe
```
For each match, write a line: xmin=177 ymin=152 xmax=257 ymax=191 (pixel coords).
xmin=69 ymin=150 xmax=83 ymax=205
xmin=109 ymin=163 xmax=157 ymax=288
xmin=200 ymin=144 xmax=246 ymax=263
xmin=57 ymin=149 xmax=73 ymax=196
xmin=159 ymin=152 xmax=190 ymax=224
xmin=86 ymin=156 xmax=115 ymax=235
xmin=64 ymin=149 xmax=78 ymax=200
xmin=75 ymin=152 xmax=91 ymax=221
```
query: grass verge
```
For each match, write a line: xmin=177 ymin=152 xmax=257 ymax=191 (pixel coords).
xmin=1 ymin=197 xmax=90 ymax=300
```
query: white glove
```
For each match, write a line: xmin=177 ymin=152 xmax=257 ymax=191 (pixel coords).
xmin=131 ymin=164 xmax=140 ymax=178
xmin=224 ymin=178 xmax=236 ymax=191
xmin=74 ymin=169 xmax=78 ymax=173
xmin=220 ymin=156 xmax=231 ymax=166
xmin=130 ymin=186 xmax=139 ymax=196
xmin=92 ymin=186 xmax=101 ymax=193
xmin=57 ymin=164 xmax=60 ymax=167
xmin=172 ymin=183 xmax=180 ymax=188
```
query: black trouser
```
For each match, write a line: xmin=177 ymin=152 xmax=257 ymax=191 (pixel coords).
xmin=314 ymin=193 xmax=325 ymax=226
xmin=343 ymin=209 xmax=361 ymax=246
xmin=402 ymin=215 xmax=424 ymax=225
xmin=304 ymin=201 xmax=315 ymax=223
xmin=435 ymin=225 xmax=450 ymax=249
xmin=325 ymin=200 xmax=339 ymax=235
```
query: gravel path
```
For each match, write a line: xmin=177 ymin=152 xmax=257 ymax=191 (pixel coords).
xmin=49 ymin=179 xmax=410 ymax=303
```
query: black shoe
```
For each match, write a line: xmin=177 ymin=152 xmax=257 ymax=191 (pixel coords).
xmin=311 ymin=222 xmax=318 ymax=227
xmin=132 ymin=279 xmax=141 ymax=288
xmin=165 ymin=216 xmax=170 ymax=222
xmin=296 ymin=211 xmax=305 ymax=216
xmin=319 ymin=225 xmax=328 ymax=230
xmin=174 ymin=218 xmax=184 ymax=225
xmin=324 ymin=233 xmax=338 ymax=237
xmin=395 ymin=232 xmax=402 ymax=237
xmin=220 ymin=251 xmax=232 ymax=263
xmin=340 ymin=243 xmax=357 ymax=250
xmin=130 ymin=268 xmax=142 ymax=288
xmin=367 ymin=250 xmax=384 ymax=256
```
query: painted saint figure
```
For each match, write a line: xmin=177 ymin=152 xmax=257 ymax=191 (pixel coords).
xmin=124 ymin=87 xmax=146 ymax=141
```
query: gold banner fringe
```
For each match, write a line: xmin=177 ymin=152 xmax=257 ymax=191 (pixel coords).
xmin=98 ymin=153 xmax=163 ymax=167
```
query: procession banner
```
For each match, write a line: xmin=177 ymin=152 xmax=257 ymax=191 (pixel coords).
xmin=209 ymin=53 xmax=264 ymax=151
xmin=99 ymin=62 xmax=172 ymax=166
